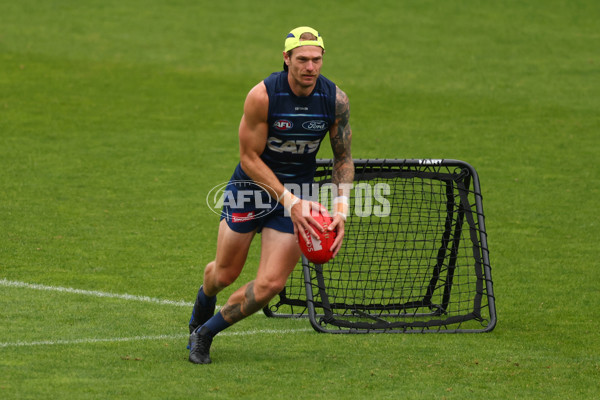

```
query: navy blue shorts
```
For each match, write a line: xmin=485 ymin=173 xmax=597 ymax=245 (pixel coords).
xmin=219 ymin=179 xmax=294 ymax=234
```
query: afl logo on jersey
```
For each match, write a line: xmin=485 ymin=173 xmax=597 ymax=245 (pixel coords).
xmin=302 ymin=120 xmax=328 ymax=131
xmin=273 ymin=119 xmax=293 ymax=131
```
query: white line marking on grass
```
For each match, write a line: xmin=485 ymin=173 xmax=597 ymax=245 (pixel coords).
xmin=0 ymin=328 xmax=314 ymax=348
xmin=0 ymin=278 xmax=193 ymax=307
xmin=0 ymin=334 xmax=189 ymax=348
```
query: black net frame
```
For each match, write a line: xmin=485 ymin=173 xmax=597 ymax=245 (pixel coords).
xmin=264 ymin=159 xmax=496 ymax=333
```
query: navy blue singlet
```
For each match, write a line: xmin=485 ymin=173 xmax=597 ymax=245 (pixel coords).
xmin=233 ymin=71 xmax=337 ymax=184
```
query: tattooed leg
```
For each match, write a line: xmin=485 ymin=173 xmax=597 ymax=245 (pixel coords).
xmin=220 ymin=281 xmax=268 ymax=324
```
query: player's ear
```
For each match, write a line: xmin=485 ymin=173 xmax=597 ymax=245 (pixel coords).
xmin=283 ymin=51 xmax=290 ymax=67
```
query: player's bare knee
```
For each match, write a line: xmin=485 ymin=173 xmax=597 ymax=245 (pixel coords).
xmin=203 ymin=261 xmax=215 ymax=280
xmin=254 ymin=279 xmax=285 ymax=303
xmin=214 ymin=270 xmax=238 ymax=290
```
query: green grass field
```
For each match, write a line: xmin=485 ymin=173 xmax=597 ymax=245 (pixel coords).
xmin=1 ymin=0 xmax=599 ymax=398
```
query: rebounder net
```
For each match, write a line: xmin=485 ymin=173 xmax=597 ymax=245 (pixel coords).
xmin=264 ymin=159 xmax=496 ymax=333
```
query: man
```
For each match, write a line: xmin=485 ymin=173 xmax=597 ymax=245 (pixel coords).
xmin=188 ymin=26 xmax=354 ymax=364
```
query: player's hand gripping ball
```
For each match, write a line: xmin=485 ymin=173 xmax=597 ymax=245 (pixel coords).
xmin=299 ymin=206 xmax=337 ymax=264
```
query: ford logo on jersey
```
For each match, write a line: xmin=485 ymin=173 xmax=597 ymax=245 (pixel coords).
xmin=273 ymin=119 xmax=293 ymax=130
xmin=302 ymin=120 xmax=327 ymax=131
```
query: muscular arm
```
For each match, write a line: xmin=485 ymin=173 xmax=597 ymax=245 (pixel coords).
xmin=327 ymin=86 xmax=354 ymax=255
xmin=238 ymin=82 xmax=283 ymax=199
xmin=330 ymin=86 xmax=354 ymax=189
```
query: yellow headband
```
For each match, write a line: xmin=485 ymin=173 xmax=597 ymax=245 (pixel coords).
xmin=284 ymin=26 xmax=325 ymax=53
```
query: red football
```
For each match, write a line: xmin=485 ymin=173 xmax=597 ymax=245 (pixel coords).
xmin=298 ymin=207 xmax=337 ymax=264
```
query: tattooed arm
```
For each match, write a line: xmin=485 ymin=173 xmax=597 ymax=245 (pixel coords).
xmin=328 ymin=86 xmax=354 ymax=256
xmin=330 ymin=86 xmax=354 ymax=188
